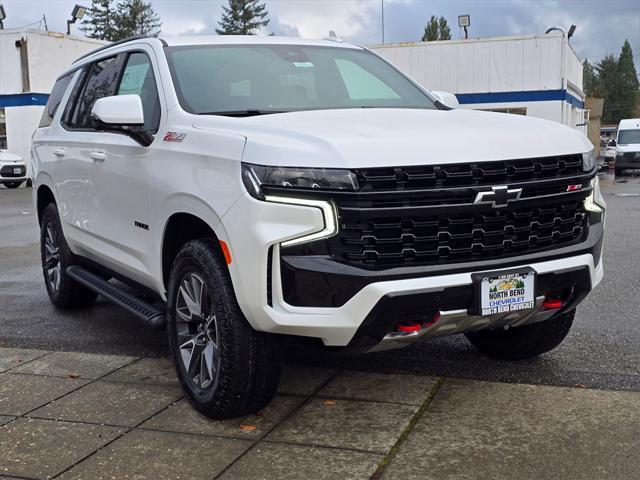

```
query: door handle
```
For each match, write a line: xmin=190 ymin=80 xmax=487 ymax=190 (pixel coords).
xmin=89 ymin=151 xmax=106 ymax=162
xmin=53 ymin=148 xmax=66 ymax=157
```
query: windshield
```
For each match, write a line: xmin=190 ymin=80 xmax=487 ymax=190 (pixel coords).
xmin=618 ymin=129 xmax=640 ymax=145
xmin=165 ymin=44 xmax=437 ymax=115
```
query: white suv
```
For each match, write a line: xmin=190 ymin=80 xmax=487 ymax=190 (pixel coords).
xmin=32 ymin=35 xmax=605 ymax=419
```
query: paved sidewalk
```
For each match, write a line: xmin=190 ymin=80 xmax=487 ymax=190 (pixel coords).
xmin=0 ymin=347 xmax=639 ymax=479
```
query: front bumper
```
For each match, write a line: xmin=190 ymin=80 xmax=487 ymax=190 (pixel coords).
xmin=615 ymin=154 xmax=640 ymax=169
xmin=0 ymin=164 xmax=28 ymax=182
xmin=221 ymin=193 xmax=604 ymax=347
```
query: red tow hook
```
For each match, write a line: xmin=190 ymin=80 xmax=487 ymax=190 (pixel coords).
xmin=542 ymin=298 xmax=563 ymax=310
xmin=396 ymin=321 xmax=421 ymax=333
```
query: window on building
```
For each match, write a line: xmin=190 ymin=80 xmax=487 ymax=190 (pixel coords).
xmin=39 ymin=72 xmax=74 ymax=128
xmin=117 ymin=52 xmax=161 ymax=132
xmin=479 ymin=107 xmax=527 ymax=116
xmin=0 ymin=109 xmax=7 ymax=149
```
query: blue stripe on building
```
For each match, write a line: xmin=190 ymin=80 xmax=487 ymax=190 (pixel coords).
xmin=456 ymin=89 xmax=584 ymax=109
xmin=0 ymin=93 xmax=49 ymax=108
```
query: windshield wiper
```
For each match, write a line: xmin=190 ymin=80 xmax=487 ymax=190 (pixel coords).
xmin=198 ymin=110 xmax=286 ymax=117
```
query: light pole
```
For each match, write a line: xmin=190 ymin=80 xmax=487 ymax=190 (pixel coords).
xmin=0 ymin=4 xmax=6 ymax=30
xmin=66 ymin=4 xmax=87 ymax=35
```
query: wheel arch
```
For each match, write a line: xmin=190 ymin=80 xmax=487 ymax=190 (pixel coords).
xmin=36 ymin=184 xmax=56 ymax=225
xmin=161 ymin=212 xmax=225 ymax=292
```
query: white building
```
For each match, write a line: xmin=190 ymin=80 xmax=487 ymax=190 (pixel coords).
xmin=370 ymin=32 xmax=586 ymax=132
xmin=0 ymin=28 xmax=105 ymax=174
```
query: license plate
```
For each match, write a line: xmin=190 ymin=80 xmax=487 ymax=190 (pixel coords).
xmin=13 ymin=167 xmax=21 ymax=174
xmin=473 ymin=268 xmax=536 ymax=316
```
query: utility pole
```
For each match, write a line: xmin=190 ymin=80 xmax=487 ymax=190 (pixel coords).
xmin=42 ymin=13 xmax=48 ymax=31
xmin=381 ymin=0 xmax=384 ymax=44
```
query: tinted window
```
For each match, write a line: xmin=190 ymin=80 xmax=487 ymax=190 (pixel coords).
xmin=117 ymin=52 xmax=160 ymax=132
xmin=68 ymin=56 xmax=122 ymax=129
xmin=165 ymin=45 xmax=436 ymax=115
xmin=39 ymin=73 xmax=74 ymax=128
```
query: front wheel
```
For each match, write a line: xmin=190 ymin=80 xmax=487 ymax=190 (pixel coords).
xmin=167 ymin=239 xmax=281 ymax=419
xmin=40 ymin=203 xmax=97 ymax=308
xmin=465 ymin=310 xmax=574 ymax=360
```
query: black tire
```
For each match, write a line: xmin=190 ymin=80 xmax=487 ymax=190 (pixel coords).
xmin=3 ymin=181 xmax=22 ymax=189
xmin=167 ymin=238 xmax=281 ymax=419
xmin=40 ymin=203 xmax=97 ymax=309
xmin=465 ymin=309 xmax=574 ymax=360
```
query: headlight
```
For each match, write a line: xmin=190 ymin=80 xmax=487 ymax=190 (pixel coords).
xmin=582 ymin=150 xmax=596 ymax=172
xmin=584 ymin=176 xmax=605 ymax=214
xmin=242 ymin=163 xmax=357 ymax=200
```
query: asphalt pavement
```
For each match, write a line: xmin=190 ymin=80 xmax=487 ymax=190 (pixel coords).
xmin=1 ymin=177 xmax=639 ymax=391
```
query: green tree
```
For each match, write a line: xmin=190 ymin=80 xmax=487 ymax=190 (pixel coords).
xmin=80 ymin=0 xmax=119 ymax=41
xmin=115 ymin=0 xmax=162 ymax=38
xmin=216 ymin=0 xmax=270 ymax=35
xmin=438 ymin=16 xmax=451 ymax=40
xmin=596 ymin=55 xmax=619 ymax=123
xmin=582 ymin=59 xmax=599 ymax=97
xmin=610 ymin=39 xmax=640 ymax=122
xmin=421 ymin=15 xmax=451 ymax=41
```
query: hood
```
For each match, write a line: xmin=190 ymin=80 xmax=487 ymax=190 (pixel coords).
xmin=0 ymin=150 xmax=23 ymax=163
xmin=193 ymin=108 xmax=592 ymax=168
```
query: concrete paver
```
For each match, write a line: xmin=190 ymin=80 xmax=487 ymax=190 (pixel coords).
xmin=269 ymin=397 xmax=418 ymax=453
xmin=221 ymin=442 xmax=382 ymax=480
xmin=30 ymin=380 xmax=182 ymax=427
xmin=59 ymin=429 xmax=251 ymax=480
xmin=101 ymin=357 xmax=178 ymax=386
xmin=278 ymin=365 xmax=337 ymax=396
xmin=11 ymin=351 xmax=137 ymax=379
xmin=0 ymin=347 xmax=49 ymax=372
xmin=0 ymin=417 xmax=121 ymax=479
xmin=319 ymin=371 xmax=439 ymax=405
xmin=142 ymin=395 xmax=305 ymax=440
xmin=0 ymin=373 xmax=88 ymax=416
xmin=383 ymin=379 xmax=640 ymax=480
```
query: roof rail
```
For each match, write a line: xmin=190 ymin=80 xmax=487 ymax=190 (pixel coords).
xmin=73 ymin=34 xmax=154 ymax=63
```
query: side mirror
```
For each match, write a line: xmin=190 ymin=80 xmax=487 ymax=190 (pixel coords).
xmin=431 ymin=90 xmax=460 ymax=109
xmin=91 ymin=95 xmax=152 ymax=146
xmin=92 ymin=95 xmax=144 ymax=126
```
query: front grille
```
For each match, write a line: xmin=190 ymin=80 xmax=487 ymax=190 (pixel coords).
xmin=622 ymin=152 xmax=640 ymax=160
xmin=277 ymin=154 xmax=593 ymax=269
xmin=0 ymin=165 xmax=26 ymax=178
xmin=330 ymin=198 xmax=588 ymax=268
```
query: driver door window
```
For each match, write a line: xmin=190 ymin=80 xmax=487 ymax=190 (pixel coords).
xmin=117 ymin=52 xmax=161 ymax=132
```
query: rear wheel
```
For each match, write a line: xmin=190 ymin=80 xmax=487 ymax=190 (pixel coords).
xmin=40 ymin=203 xmax=97 ymax=308
xmin=3 ymin=181 xmax=22 ymax=189
xmin=465 ymin=310 xmax=574 ymax=360
xmin=167 ymin=239 xmax=281 ymax=419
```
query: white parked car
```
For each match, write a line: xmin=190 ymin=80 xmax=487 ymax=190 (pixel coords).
xmin=31 ymin=35 xmax=605 ymax=419
xmin=0 ymin=150 xmax=27 ymax=188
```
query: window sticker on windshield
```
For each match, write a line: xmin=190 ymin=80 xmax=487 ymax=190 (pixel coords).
xmin=292 ymin=61 xmax=314 ymax=68
xmin=118 ymin=63 xmax=150 ymax=95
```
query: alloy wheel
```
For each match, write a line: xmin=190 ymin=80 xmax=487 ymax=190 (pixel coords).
xmin=175 ymin=271 xmax=220 ymax=390
xmin=43 ymin=223 xmax=62 ymax=293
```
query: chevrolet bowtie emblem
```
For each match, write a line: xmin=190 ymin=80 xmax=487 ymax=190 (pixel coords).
xmin=474 ymin=186 xmax=523 ymax=208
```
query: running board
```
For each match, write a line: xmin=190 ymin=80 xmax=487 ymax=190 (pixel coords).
xmin=66 ymin=265 xmax=166 ymax=329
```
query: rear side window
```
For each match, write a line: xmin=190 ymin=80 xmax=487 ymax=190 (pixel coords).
xmin=67 ymin=55 xmax=123 ymax=129
xmin=117 ymin=52 xmax=161 ymax=132
xmin=39 ymin=73 xmax=74 ymax=128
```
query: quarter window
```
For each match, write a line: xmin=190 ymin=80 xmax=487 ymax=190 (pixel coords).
xmin=117 ymin=53 xmax=160 ymax=132
xmin=39 ymin=73 xmax=74 ymax=128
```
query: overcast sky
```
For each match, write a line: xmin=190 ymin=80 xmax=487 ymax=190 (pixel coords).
xmin=2 ymin=0 xmax=639 ymax=63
